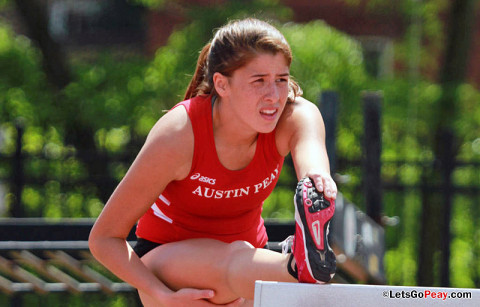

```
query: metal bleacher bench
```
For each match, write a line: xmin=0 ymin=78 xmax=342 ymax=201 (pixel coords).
xmin=0 ymin=218 xmax=132 ymax=294
xmin=0 ymin=218 xmax=293 ymax=295
xmin=2 ymin=218 xmax=479 ymax=306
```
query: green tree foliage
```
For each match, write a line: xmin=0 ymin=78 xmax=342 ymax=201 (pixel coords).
xmin=0 ymin=25 xmax=51 ymax=126
xmin=361 ymin=75 xmax=480 ymax=288
xmin=1 ymin=0 xmax=480 ymax=295
xmin=341 ymin=0 xmax=480 ymax=288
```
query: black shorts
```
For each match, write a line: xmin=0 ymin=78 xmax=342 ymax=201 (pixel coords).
xmin=133 ymin=238 xmax=272 ymax=259
xmin=133 ymin=238 xmax=162 ymax=258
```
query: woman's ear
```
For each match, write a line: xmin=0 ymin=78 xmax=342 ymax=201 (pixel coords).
xmin=213 ymin=72 xmax=229 ymax=97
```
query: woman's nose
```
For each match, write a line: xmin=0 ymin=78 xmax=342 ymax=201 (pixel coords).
xmin=264 ymin=82 xmax=280 ymax=102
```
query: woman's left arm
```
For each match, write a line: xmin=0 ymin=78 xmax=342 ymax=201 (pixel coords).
xmin=277 ymin=97 xmax=337 ymax=200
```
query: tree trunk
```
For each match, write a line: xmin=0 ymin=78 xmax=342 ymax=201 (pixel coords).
xmin=13 ymin=0 xmax=115 ymax=205
xmin=13 ymin=0 xmax=71 ymax=89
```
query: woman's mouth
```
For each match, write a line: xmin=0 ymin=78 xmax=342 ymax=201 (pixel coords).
xmin=260 ymin=108 xmax=278 ymax=120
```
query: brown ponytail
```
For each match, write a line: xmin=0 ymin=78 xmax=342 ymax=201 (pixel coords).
xmin=184 ymin=42 xmax=211 ymax=100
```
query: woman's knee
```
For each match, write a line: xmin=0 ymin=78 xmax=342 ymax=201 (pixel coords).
xmin=139 ymin=245 xmax=163 ymax=271
xmin=223 ymin=241 xmax=255 ymax=290
xmin=224 ymin=240 xmax=255 ymax=276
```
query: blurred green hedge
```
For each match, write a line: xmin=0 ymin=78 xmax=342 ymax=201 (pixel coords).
xmin=1 ymin=0 xmax=480 ymax=293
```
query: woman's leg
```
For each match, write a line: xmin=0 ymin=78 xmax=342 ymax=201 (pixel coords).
xmin=138 ymin=238 xmax=296 ymax=306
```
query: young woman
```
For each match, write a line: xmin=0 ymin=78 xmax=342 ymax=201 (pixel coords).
xmin=89 ymin=18 xmax=337 ymax=307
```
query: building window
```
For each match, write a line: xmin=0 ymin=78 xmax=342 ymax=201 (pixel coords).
xmin=48 ymin=0 xmax=145 ymax=46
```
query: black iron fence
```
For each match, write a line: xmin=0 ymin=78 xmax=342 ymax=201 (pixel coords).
xmin=1 ymin=91 xmax=480 ymax=301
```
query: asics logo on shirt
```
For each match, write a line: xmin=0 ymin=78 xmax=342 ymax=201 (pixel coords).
xmin=190 ymin=173 xmax=216 ymax=185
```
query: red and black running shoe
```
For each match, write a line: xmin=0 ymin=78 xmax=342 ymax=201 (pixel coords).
xmin=290 ymin=177 xmax=336 ymax=283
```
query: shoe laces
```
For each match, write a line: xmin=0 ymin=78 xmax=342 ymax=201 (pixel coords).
xmin=280 ymin=235 xmax=294 ymax=255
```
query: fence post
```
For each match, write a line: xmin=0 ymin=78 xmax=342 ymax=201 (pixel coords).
xmin=362 ymin=92 xmax=383 ymax=225
xmin=319 ymin=91 xmax=339 ymax=176
xmin=10 ymin=119 xmax=25 ymax=217
xmin=439 ymin=128 xmax=455 ymax=287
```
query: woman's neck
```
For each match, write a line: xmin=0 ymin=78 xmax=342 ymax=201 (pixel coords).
xmin=212 ymin=97 xmax=258 ymax=170
xmin=212 ymin=97 xmax=258 ymax=147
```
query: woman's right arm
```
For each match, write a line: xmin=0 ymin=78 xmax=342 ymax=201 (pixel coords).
xmin=88 ymin=106 xmax=213 ymax=305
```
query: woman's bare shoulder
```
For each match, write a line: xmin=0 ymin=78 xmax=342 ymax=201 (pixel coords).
xmin=276 ymin=97 xmax=322 ymax=155
xmin=142 ymin=105 xmax=194 ymax=181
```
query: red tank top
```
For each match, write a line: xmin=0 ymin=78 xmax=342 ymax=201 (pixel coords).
xmin=136 ymin=95 xmax=284 ymax=247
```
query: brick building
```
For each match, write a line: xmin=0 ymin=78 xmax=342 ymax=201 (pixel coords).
xmin=4 ymin=0 xmax=480 ymax=86
xmin=281 ymin=0 xmax=480 ymax=86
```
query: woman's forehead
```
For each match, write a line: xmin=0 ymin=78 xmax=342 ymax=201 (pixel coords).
xmin=239 ymin=53 xmax=290 ymax=75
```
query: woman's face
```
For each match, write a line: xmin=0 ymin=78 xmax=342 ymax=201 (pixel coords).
xmin=217 ymin=52 xmax=290 ymax=134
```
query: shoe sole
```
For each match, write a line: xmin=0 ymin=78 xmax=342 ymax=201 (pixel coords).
xmin=294 ymin=177 xmax=336 ymax=282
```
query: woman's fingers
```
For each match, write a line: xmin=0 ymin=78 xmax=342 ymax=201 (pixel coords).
xmin=306 ymin=172 xmax=337 ymax=200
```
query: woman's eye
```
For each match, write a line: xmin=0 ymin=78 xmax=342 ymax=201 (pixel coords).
xmin=276 ymin=78 xmax=288 ymax=83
